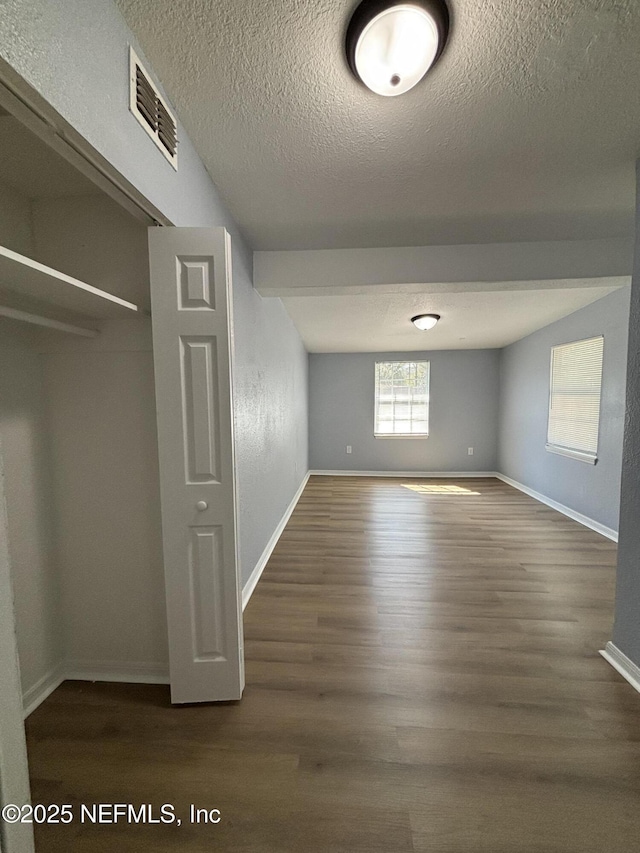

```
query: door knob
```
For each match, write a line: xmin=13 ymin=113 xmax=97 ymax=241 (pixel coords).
xmin=196 ymin=500 xmax=208 ymax=512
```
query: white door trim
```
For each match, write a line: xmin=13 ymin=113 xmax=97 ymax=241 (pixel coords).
xmin=0 ymin=438 xmax=35 ymax=853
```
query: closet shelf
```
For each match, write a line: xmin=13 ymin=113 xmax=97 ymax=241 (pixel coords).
xmin=0 ymin=245 xmax=140 ymax=336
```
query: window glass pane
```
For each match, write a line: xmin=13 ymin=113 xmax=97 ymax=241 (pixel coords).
xmin=547 ymin=337 xmax=603 ymax=456
xmin=374 ymin=360 xmax=430 ymax=435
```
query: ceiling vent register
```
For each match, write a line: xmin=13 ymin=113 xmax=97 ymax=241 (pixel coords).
xmin=129 ymin=48 xmax=178 ymax=169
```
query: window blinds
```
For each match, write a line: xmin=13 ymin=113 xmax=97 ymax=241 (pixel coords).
xmin=547 ymin=336 xmax=604 ymax=460
xmin=374 ymin=361 xmax=429 ymax=436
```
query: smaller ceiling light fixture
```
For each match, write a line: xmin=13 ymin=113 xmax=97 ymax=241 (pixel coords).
xmin=411 ymin=313 xmax=440 ymax=330
xmin=346 ymin=0 xmax=449 ymax=96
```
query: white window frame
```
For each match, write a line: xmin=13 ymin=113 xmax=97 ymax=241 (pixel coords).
xmin=374 ymin=360 xmax=430 ymax=438
xmin=546 ymin=335 xmax=604 ymax=465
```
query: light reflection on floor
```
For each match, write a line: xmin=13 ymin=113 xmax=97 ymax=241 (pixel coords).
xmin=402 ymin=483 xmax=482 ymax=496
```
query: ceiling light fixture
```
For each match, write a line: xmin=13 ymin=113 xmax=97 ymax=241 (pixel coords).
xmin=346 ymin=0 xmax=449 ymax=97
xmin=411 ymin=313 xmax=440 ymax=330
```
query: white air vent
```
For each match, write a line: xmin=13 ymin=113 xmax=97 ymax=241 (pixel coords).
xmin=129 ymin=48 xmax=177 ymax=169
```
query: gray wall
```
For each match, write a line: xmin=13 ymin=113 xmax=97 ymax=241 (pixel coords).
xmin=233 ymin=249 xmax=309 ymax=586
xmin=498 ymin=288 xmax=630 ymax=532
xmin=613 ymin=163 xmax=640 ymax=665
xmin=309 ymin=350 xmax=499 ymax=472
xmin=0 ymin=0 xmax=309 ymax=681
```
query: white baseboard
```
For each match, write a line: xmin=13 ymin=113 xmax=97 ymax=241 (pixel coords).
xmin=600 ymin=642 xmax=640 ymax=694
xmin=64 ymin=660 xmax=170 ymax=685
xmin=242 ymin=471 xmax=310 ymax=610
xmin=22 ymin=662 xmax=65 ymax=718
xmin=310 ymin=469 xmax=618 ymax=541
xmin=309 ymin=470 xmax=498 ymax=478
xmin=23 ymin=660 xmax=170 ymax=717
xmin=495 ymin=473 xmax=618 ymax=542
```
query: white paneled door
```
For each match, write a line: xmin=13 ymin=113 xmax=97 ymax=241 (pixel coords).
xmin=149 ymin=227 xmax=244 ymax=704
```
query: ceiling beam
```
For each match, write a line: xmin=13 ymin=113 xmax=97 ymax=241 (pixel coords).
xmin=254 ymin=239 xmax=633 ymax=297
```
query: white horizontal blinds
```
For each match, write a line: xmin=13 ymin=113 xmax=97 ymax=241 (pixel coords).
xmin=547 ymin=336 xmax=604 ymax=457
xmin=375 ymin=361 xmax=429 ymax=435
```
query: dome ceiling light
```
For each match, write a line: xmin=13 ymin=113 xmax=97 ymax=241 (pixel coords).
xmin=411 ymin=313 xmax=440 ymax=330
xmin=346 ymin=0 xmax=450 ymax=97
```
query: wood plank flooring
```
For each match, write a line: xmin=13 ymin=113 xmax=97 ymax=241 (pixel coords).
xmin=25 ymin=476 xmax=640 ymax=852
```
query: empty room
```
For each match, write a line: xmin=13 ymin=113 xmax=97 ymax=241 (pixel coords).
xmin=1 ymin=2 xmax=640 ymax=852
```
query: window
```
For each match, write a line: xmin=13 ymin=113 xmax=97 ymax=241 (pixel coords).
xmin=374 ymin=361 xmax=429 ymax=437
xmin=546 ymin=336 xmax=604 ymax=464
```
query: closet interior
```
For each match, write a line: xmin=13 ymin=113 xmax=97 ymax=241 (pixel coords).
xmin=0 ymin=106 xmax=169 ymax=715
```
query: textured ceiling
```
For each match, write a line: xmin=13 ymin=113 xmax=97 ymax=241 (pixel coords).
xmin=116 ymin=0 xmax=640 ymax=249
xmin=282 ymin=285 xmax=622 ymax=352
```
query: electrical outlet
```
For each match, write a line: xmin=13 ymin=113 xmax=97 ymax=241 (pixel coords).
xmin=346 ymin=445 xmax=352 ymax=454
xmin=468 ymin=447 xmax=474 ymax=455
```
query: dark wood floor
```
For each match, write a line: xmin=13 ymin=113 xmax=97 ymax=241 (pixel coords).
xmin=26 ymin=476 xmax=640 ymax=852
